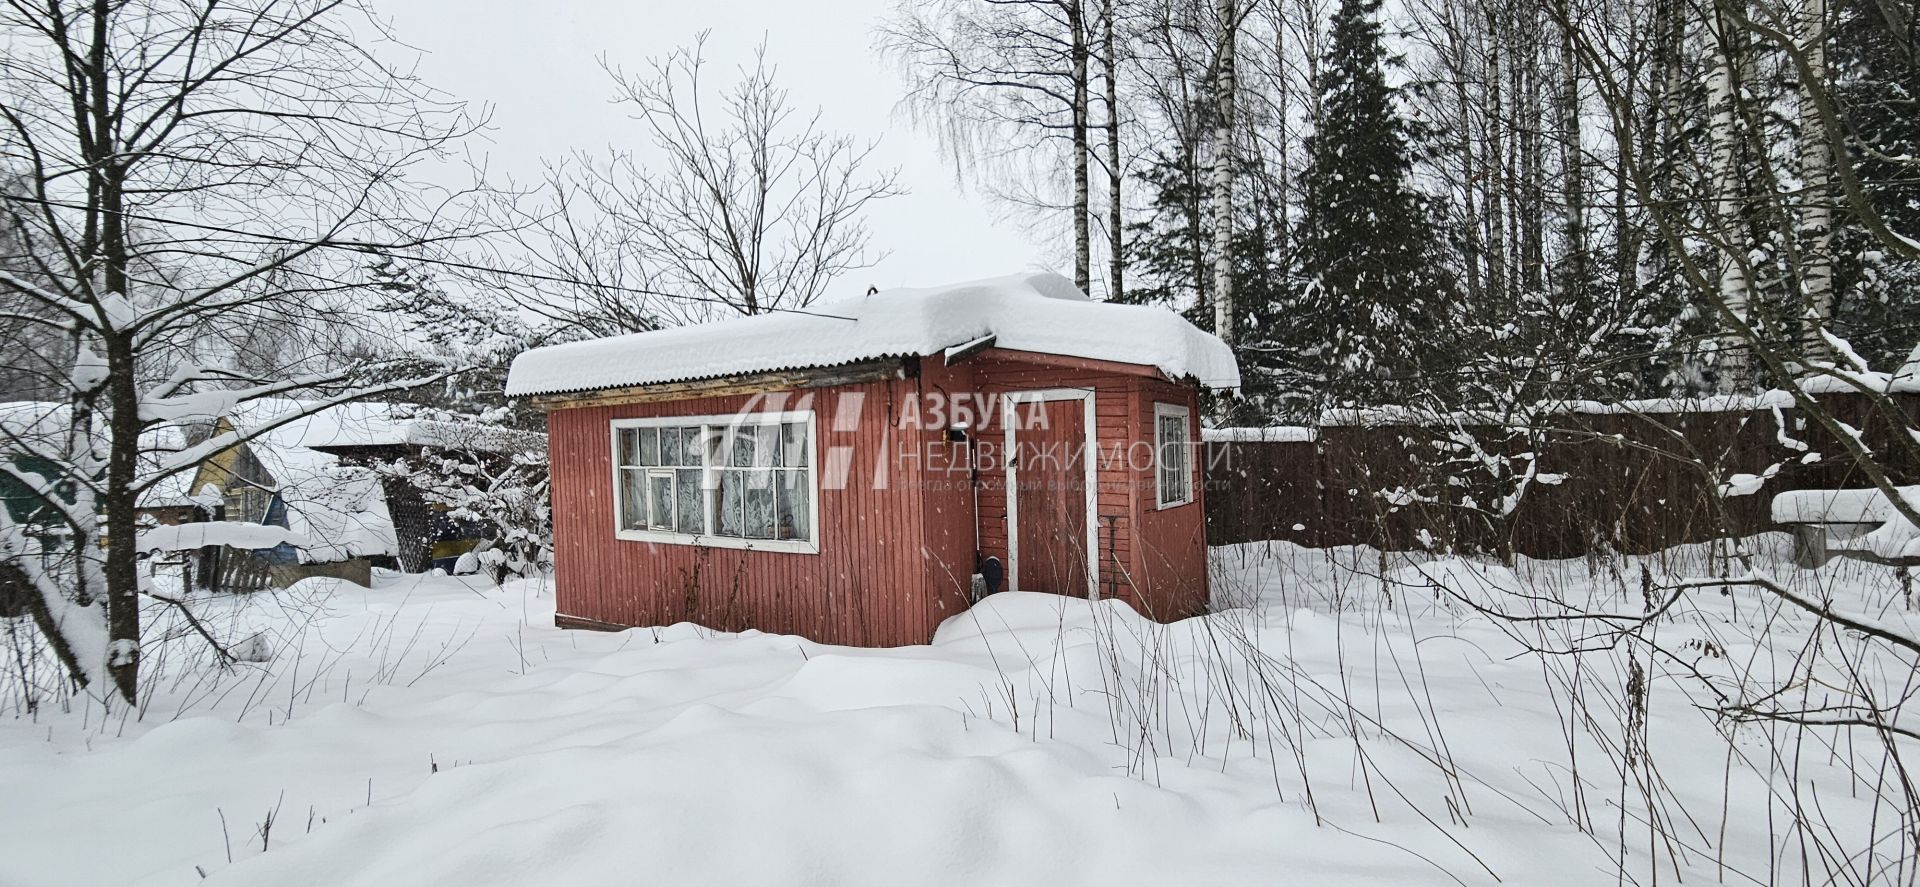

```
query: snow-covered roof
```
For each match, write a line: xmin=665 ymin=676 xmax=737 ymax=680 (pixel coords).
xmin=218 ymin=399 xmax=539 ymax=455
xmin=3 ymin=398 xmax=543 ymax=511
xmin=131 ymin=467 xmax=397 ymax=563
xmin=505 ymin=272 xmax=1242 ymax=397
xmin=279 ymin=465 xmax=397 ymax=564
xmin=183 ymin=399 xmax=542 ymax=494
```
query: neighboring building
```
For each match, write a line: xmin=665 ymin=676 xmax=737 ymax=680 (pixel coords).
xmin=2 ymin=399 xmax=544 ymax=591
xmin=168 ymin=400 xmax=545 ymax=582
xmin=301 ymin=415 xmax=548 ymax=572
xmin=507 ymin=272 xmax=1240 ymax=646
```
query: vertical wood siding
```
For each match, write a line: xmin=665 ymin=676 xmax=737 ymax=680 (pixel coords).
xmin=549 ymin=378 xmax=948 ymax=646
xmin=968 ymin=355 xmax=1207 ymax=621
xmin=1129 ymin=378 xmax=1209 ymax=619
xmin=548 ymin=355 xmax=1212 ymax=646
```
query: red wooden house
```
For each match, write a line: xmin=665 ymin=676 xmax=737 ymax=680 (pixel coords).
xmin=506 ymin=273 xmax=1239 ymax=646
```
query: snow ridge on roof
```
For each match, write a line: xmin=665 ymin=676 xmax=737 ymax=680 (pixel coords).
xmin=505 ymin=272 xmax=1242 ymax=397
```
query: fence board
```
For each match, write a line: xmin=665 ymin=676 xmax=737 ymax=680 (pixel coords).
xmin=1205 ymin=393 xmax=1920 ymax=555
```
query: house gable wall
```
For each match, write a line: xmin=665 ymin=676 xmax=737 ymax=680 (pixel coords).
xmin=546 ymin=356 xmax=1210 ymax=646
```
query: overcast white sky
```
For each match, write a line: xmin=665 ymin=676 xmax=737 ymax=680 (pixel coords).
xmin=381 ymin=0 xmax=1049 ymax=300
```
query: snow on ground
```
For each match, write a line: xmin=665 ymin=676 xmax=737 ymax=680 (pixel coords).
xmin=1 ymin=537 xmax=1914 ymax=886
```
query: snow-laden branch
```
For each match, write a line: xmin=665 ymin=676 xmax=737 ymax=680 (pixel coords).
xmin=0 ymin=268 xmax=88 ymax=320
xmin=138 ymin=368 xmax=464 ymax=493
xmin=0 ymin=508 xmax=106 ymax=692
xmin=135 ymin=522 xmax=307 ymax=553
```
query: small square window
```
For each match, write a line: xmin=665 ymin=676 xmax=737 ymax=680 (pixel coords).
xmin=1154 ymin=403 xmax=1194 ymax=508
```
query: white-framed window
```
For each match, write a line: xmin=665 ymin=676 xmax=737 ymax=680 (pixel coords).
xmin=611 ymin=411 xmax=818 ymax=553
xmin=1154 ymin=403 xmax=1194 ymax=508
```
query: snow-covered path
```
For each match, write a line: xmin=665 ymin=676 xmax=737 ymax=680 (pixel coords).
xmin=1 ymin=540 xmax=1909 ymax=886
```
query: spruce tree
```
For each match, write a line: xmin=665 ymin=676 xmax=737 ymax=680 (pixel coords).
xmin=1828 ymin=0 xmax=1920 ymax=370
xmin=1291 ymin=0 xmax=1451 ymax=407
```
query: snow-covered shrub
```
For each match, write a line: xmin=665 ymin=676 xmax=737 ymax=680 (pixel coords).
xmin=377 ymin=414 xmax=550 ymax=584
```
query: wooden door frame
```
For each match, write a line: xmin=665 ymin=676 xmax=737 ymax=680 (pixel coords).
xmin=1001 ymin=387 xmax=1099 ymax=599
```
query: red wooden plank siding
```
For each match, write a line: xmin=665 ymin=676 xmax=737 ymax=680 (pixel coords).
xmin=966 ymin=356 xmax=1206 ymax=620
xmin=913 ymin=359 xmax=987 ymax=627
xmin=547 ymin=353 xmax=1212 ymax=646
xmin=548 ymin=378 xmax=949 ymax=647
xmin=1129 ymin=378 xmax=1208 ymax=619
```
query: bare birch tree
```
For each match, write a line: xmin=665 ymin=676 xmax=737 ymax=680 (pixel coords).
xmin=1794 ymin=0 xmax=1835 ymax=362
xmin=1212 ymin=0 xmax=1240 ymax=344
xmin=879 ymin=0 xmax=1097 ymax=292
xmin=0 ymin=0 xmax=486 ymax=704
xmin=534 ymin=34 xmax=901 ymax=326
xmin=1704 ymin=2 xmax=1757 ymax=389
xmin=1101 ymin=0 xmax=1128 ymax=300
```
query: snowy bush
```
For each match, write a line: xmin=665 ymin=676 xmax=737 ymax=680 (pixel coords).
xmin=376 ymin=416 xmax=551 ymax=584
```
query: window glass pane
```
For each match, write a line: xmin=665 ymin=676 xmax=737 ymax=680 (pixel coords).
xmin=680 ymin=427 xmax=705 ymax=466
xmin=660 ymin=427 xmax=691 ymax=466
xmin=782 ymin=422 xmax=809 ymax=467
xmin=1157 ymin=410 xmax=1189 ymax=504
xmin=1167 ymin=443 xmax=1182 ymax=499
xmin=729 ymin=426 xmax=755 ymax=468
xmin=648 ymin=471 xmax=675 ymax=530
xmin=716 ymin=469 xmax=744 ymax=537
xmin=753 ymin=424 xmax=780 ymax=467
xmin=744 ymin=471 xmax=775 ymax=539
xmin=616 ymin=417 xmax=815 ymax=544
xmin=662 ymin=427 xmax=683 ymax=466
xmin=675 ymin=468 xmax=703 ymax=533
xmin=620 ymin=469 xmax=645 ymax=529
xmin=636 ymin=427 xmax=659 ymax=465
xmin=777 ymin=470 xmax=811 ymax=541
xmin=664 ymin=428 xmax=687 ymax=468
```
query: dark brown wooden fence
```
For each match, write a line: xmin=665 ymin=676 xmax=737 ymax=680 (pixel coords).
xmin=1204 ymin=393 xmax=1920 ymax=557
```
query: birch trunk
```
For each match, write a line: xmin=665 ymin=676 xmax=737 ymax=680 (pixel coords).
xmin=1706 ymin=4 xmax=1752 ymax=390
xmin=1453 ymin=9 xmax=1483 ymax=305
xmin=1518 ymin=12 xmax=1545 ymax=296
xmin=1558 ymin=20 xmax=1587 ymax=292
xmin=1103 ymin=0 xmax=1124 ymax=301
xmin=1072 ymin=0 xmax=1093 ymax=295
xmin=1796 ymin=0 xmax=1834 ymax=362
xmin=1484 ymin=7 xmax=1509 ymax=308
xmin=1211 ymin=0 xmax=1237 ymax=345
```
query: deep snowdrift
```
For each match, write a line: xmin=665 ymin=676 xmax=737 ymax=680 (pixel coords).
xmin=0 ymin=538 xmax=1911 ymax=886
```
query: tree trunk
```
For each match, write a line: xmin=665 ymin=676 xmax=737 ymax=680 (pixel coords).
xmin=1103 ymin=0 xmax=1124 ymax=301
xmin=1072 ymin=1 xmax=1093 ymax=295
xmin=1797 ymin=0 xmax=1834 ymax=362
xmin=103 ymin=330 xmax=141 ymax=705
xmin=88 ymin=0 xmax=140 ymax=706
xmin=1484 ymin=7 xmax=1509 ymax=308
xmin=1558 ymin=18 xmax=1587 ymax=294
xmin=1274 ymin=4 xmax=1292 ymax=290
xmin=1706 ymin=4 xmax=1752 ymax=391
xmin=1211 ymin=0 xmax=1237 ymax=345
xmin=1453 ymin=10 xmax=1483 ymax=306
xmin=1519 ymin=13 xmax=1545 ymax=296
